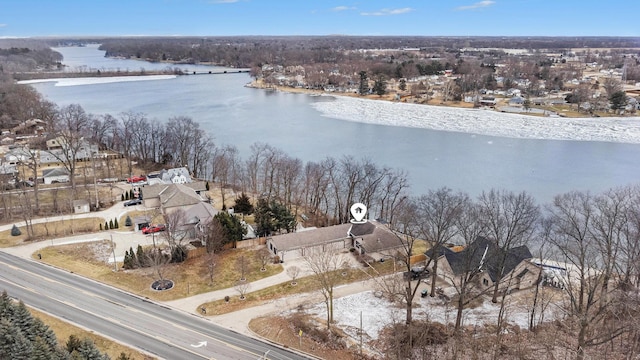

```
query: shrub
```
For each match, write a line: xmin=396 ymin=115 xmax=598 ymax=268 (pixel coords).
xmin=10 ymin=224 xmax=21 ymax=236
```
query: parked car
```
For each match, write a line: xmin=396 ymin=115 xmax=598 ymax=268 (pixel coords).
xmin=16 ymin=180 xmax=34 ymax=187
xmin=126 ymin=175 xmax=147 ymax=183
xmin=123 ymin=198 xmax=142 ymax=207
xmin=142 ymin=224 xmax=166 ymax=234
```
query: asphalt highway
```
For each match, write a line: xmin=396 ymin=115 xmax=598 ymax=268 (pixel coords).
xmin=0 ymin=252 xmax=311 ymax=360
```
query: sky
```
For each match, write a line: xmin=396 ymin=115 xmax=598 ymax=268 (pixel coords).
xmin=0 ymin=0 xmax=638 ymax=38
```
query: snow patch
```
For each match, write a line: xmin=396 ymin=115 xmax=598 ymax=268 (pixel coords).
xmin=305 ymin=290 xmax=562 ymax=341
xmin=18 ymin=75 xmax=177 ymax=87
xmin=310 ymin=96 xmax=640 ymax=144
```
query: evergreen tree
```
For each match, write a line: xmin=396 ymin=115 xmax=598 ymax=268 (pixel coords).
xmin=0 ymin=318 xmax=16 ymax=359
xmin=125 ymin=216 xmax=132 ymax=227
xmin=76 ymin=338 xmax=108 ymax=360
xmin=109 ymin=219 xmax=114 ymax=230
xmin=121 ymin=193 xmax=126 ymax=201
xmin=114 ymin=219 xmax=119 ymax=229
xmin=205 ymin=181 xmax=209 ymax=191
xmin=104 ymin=222 xmax=109 ymax=231
xmin=11 ymin=224 xmax=21 ymax=236
xmin=214 ymin=212 xmax=247 ymax=247
xmin=31 ymin=337 xmax=53 ymax=360
xmin=99 ymin=223 xmax=103 ymax=231
xmin=136 ymin=245 xmax=147 ymax=267
xmin=233 ymin=193 xmax=254 ymax=214
xmin=399 ymin=78 xmax=407 ymax=91
xmin=129 ymin=189 xmax=134 ymax=199
xmin=65 ymin=335 xmax=82 ymax=354
xmin=373 ymin=74 xmax=387 ymax=96
xmin=609 ymin=90 xmax=627 ymax=113
xmin=9 ymin=330 xmax=32 ymax=360
xmin=254 ymin=197 xmax=274 ymax=237
xmin=358 ymin=70 xmax=368 ymax=95
xmin=272 ymin=201 xmax=296 ymax=233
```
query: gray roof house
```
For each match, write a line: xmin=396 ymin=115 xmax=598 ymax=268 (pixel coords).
xmin=42 ymin=167 xmax=70 ymax=184
xmin=427 ymin=236 xmax=539 ymax=294
xmin=266 ymin=220 xmax=403 ymax=262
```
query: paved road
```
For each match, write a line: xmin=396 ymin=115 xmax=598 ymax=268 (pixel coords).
xmin=0 ymin=251 xmax=311 ymax=360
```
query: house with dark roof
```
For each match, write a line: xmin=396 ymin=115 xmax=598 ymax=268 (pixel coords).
xmin=427 ymin=236 xmax=539 ymax=294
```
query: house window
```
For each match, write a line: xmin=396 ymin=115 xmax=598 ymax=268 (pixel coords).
xmin=482 ymin=278 xmax=489 ymax=286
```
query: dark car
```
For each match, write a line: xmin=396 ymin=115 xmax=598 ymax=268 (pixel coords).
xmin=123 ymin=198 xmax=142 ymax=207
xmin=142 ymin=224 xmax=166 ymax=234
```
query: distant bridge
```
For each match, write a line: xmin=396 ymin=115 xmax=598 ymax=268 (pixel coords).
xmin=181 ymin=69 xmax=250 ymax=75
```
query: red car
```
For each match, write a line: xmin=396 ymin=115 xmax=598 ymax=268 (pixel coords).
xmin=142 ymin=224 xmax=166 ymax=234
xmin=127 ymin=175 xmax=147 ymax=183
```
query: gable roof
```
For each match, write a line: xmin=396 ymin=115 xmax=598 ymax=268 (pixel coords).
xmin=183 ymin=202 xmax=218 ymax=225
xmin=269 ymin=223 xmax=352 ymax=252
xmin=440 ymin=236 xmax=533 ymax=281
xmin=349 ymin=221 xmax=404 ymax=253
xmin=42 ymin=167 xmax=70 ymax=178
xmin=158 ymin=183 xmax=203 ymax=209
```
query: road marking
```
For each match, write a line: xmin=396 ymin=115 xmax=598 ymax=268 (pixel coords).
xmin=191 ymin=341 xmax=207 ymax=348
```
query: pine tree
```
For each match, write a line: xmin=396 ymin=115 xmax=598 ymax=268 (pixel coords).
xmin=109 ymin=219 xmax=114 ymax=230
xmin=31 ymin=337 xmax=53 ymax=360
xmin=136 ymin=245 xmax=146 ymax=267
xmin=11 ymin=225 xmax=21 ymax=236
xmin=104 ymin=222 xmax=109 ymax=231
xmin=125 ymin=216 xmax=132 ymax=227
xmin=65 ymin=335 xmax=82 ymax=354
xmin=129 ymin=189 xmax=134 ymax=199
xmin=99 ymin=223 xmax=103 ymax=231
xmin=76 ymin=337 xmax=108 ymax=360
xmin=121 ymin=194 xmax=125 ymax=201
xmin=114 ymin=219 xmax=119 ymax=229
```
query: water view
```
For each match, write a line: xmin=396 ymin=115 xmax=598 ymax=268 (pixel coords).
xmin=28 ymin=45 xmax=640 ymax=205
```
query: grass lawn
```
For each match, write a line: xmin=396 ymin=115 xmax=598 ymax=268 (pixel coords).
xmin=0 ymin=217 xmax=103 ymax=247
xmin=28 ymin=307 xmax=155 ymax=360
xmin=200 ymin=258 xmax=396 ymax=315
xmin=36 ymin=241 xmax=283 ymax=302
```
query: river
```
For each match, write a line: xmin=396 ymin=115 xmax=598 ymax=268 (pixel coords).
xmin=26 ymin=44 xmax=640 ymax=205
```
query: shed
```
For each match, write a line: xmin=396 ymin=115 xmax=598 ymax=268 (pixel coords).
xmin=133 ymin=215 xmax=152 ymax=231
xmin=72 ymin=199 xmax=90 ymax=214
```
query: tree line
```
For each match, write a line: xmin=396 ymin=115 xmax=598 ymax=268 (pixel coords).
xmin=362 ymin=185 xmax=640 ymax=360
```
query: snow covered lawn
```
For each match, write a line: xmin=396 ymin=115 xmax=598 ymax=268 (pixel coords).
xmin=304 ymin=290 xmax=563 ymax=342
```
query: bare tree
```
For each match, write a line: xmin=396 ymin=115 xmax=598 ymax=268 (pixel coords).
xmin=477 ymin=189 xmax=539 ymax=303
xmin=286 ymin=265 xmax=300 ymax=285
xmin=50 ymin=104 xmax=92 ymax=192
xmin=204 ymin=251 xmax=219 ymax=286
xmin=236 ymin=255 xmax=247 ymax=281
xmin=256 ymin=247 xmax=272 ymax=271
xmin=162 ymin=208 xmax=189 ymax=261
xmin=547 ymin=190 xmax=631 ymax=360
xmin=387 ymin=199 xmax=424 ymax=326
xmin=449 ymin=198 xmax=486 ymax=333
xmin=234 ymin=280 xmax=251 ymax=300
xmin=303 ymin=248 xmax=349 ymax=329
xmin=417 ymin=187 xmax=468 ymax=297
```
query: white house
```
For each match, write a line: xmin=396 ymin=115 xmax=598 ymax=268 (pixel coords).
xmin=42 ymin=167 xmax=70 ymax=184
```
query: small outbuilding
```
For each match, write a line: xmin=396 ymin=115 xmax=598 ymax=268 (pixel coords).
xmin=72 ymin=199 xmax=90 ymax=214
